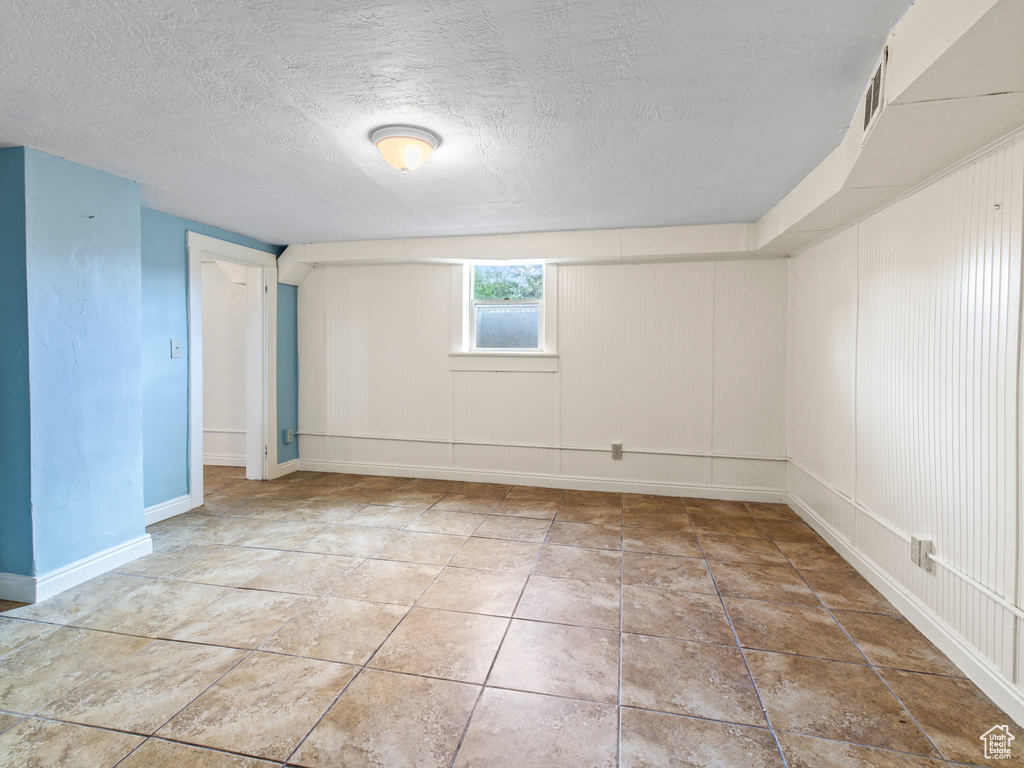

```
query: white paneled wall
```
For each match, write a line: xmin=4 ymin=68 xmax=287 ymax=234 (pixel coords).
xmin=298 ymin=259 xmax=788 ymax=497
xmin=788 ymin=136 xmax=1024 ymax=721
xmin=202 ymin=260 xmax=246 ymax=465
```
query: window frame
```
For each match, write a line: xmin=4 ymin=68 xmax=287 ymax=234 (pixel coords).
xmin=470 ymin=263 xmax=545 ymax=353
xmin=449 ymin=261 xmax=558 ymax=372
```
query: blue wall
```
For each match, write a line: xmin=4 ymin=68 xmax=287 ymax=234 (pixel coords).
xmin=140 ymin=209 xmax=289 ymax=507
xmin=23 ymin=149 xmax=145 ymax=575
xmin=0 ymin=148 xmax=34 ymax=577
xmin=277 ymin=284 xmax=300 ymax=464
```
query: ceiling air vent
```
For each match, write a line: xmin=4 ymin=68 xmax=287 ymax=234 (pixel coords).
xmin=862 ymin=47 xmax=887 ymax=139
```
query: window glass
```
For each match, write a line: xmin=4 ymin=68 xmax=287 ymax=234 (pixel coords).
xmin=475 ymin=304 xmax=540 ymax=348
xmin=473 ymin=264 xmax=543 ymax=300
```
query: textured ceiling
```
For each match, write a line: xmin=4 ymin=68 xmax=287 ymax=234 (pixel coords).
xmin=0 ymin=0 xmax=913 ymax=245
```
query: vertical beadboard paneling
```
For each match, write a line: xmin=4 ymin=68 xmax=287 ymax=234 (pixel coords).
xmin=453 ymin=372 xmax=558 ymax=447
xmin=787 ymin=226 xmax=859 ymax=498
xmin=857 ymin=141 xmax=1019 ymax=598
xmin=712 ymin=259 xmax=787 ymax=458
xmin=559 ymin=262 xmax=715 ymax=454
xmin=297 ymin=268 xmax=326 ymax=436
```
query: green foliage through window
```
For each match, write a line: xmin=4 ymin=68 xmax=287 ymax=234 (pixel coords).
xmin=473 ymin=264 xmax=543 ymax=300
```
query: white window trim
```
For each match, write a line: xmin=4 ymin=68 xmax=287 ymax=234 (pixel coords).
xmin=449 ymin=262 xmax=558 ymax=372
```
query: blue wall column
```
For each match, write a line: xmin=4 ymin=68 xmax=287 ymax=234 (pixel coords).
xmin=0 ymin=147 xmax=145 ymax=578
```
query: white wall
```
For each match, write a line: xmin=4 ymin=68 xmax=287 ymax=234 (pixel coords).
xmin=202 ymin=260 xmax=247 ymax=465
xmin=298 ymin=258 xmax=788 ymax=498
xmin=788 ymin=135 xmax=1024 ymax=720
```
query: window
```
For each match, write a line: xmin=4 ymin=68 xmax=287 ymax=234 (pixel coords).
xmin=449 ymin=261 xmax=558 ymax=372
xmin=471 ymin=263 xmax=543 ymax=350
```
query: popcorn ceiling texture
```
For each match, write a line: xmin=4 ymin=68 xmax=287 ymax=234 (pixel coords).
xmin=0 ymin=0 xmax=912 ymax=244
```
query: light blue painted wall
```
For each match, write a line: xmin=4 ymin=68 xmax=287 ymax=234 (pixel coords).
xmin=140 ymin=209 xmax=288 ymax=507
xmin=277 ymin=284 xmax=300 ymax=464
xmin=23 ymin=149 xmax=145 ymax=575
xmin=0 ymin=148 xmax=34 ymax=577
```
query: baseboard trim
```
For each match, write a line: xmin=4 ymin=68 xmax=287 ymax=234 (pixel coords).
xmin=203 ymin=455 xmax=245 ymax=467
xmin=297 ymin=459 xmax=787 ymax=502
xmin=269 ymin=458 xmax=299 ymax=481
xmin=0 ymin=534 xmax=153 ymax=604
xmin=145 ymin=494 xmax=199 ymax=526
xmin=787 ymin=488 xmax=1024 ymax=727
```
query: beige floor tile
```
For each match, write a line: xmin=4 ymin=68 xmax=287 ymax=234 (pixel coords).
xmin=725 ymin=599 xmax=864 ymax=662
xmin=72 ymin=580 xmax=230 ymax=637
xmin=622 ymin=585 xmax=734 ymax=644
xmin=776 ymin=732 xmax=948 ymax=768
xmin=776 ymin=540 xmax=855 ymax=571
xmin=119 ymin=738 xmax=278 ymax=767
xmin=343 ymin=505 xmax=424 ymax=529
xmin=5 ymin=572 xmax=147 ymax=625
xmin=227 ymin=520 xmax=328 ymax=550
xmin=0 ymin=719 xmax=144 ymax=768
xmin=369 ymin=608 xmax=508 ymax=684
xmin=835 ymin=611 xmax=963 ymax=676
xmin=800 ymin=570 xmax=900 ymax=615
xmin=507 ymin=486 xmax=567 ymax=503
xmin=688 ymin=512 xmax=769 ymax=539
xmin=285 ymin=501 xmax=365 ymax=525
xmin=225 ymin=498 xmax=309 ymax=521
xmin=546 ymin=522 xmax=621 ymax=550
xmin=620 ymin=708 xmax=784 ymax=768
xmin=490 ymin=499 xmax=560 ymax=520
xmin=317 ymin=487 xmax=387 ymax=504
xmin=746 ymin=651 xmax=936 ymax=755
xmin=263 ymin=597 xmax=407 ymax=664
xmin=622 ymin=494 xmax=687 ymax=513
xmin=372 ymin=490 xmax=446 ymax=509
xmin=405 ymin=510 xmax=486 ymax=536
xmin=39 ymin=640 xmax=245 ymax=733
xmin=709 ymin=561 xmax=821 ymax=606
xmin=698 ymin=533 xmax=790 ymax=565
xmin=881 ymin=668 xmax=1023 ymax=765
xmin=622 ymin=552 xmax=715 ymax=594
xmin=554 ymin=504 xmax=623 ymax=525
xmin=300 ymin=525 xmax=396 ymax=557
xmin=291 ymin=668 xmax=478 ymax=768
xmin=514 ymin=574 xmax=620 ymax=630
xmin=472 ymin=515 xmax=552 ymax=542
xmin=0 ymin=627 xmax=149 ymax=713
xmin=450 ymin=482 xmax=512 ymax=498
xmin=622 ymin=509 xmax=693 ymax=532
xmin=114 ymin=543 xmax=221 ymax=578
xmin=240 ymin=551 xmax=363 ymax=595
xmin=331 ymin=560 xmax=441 ymax=605
xmin=158 ymin=652 xmax=357 ymax=762
xmin=449 ymin=538 xmax=542 ymax=575
xmin=190 ymin=515 xmax=272 ymax=545
xmin=418 ymin=567 xmax=528 ymax=616
xmin=621 ymin=633 xmax=766 ymax=726
xmin=0 ymin=601 xmax=25 ymax=614
xmin=683 ymin=498 xmax=753 ymax=517
xmin=162 ymin=589 xmax=313 ymax=649
xmin=197 ymin=494 xmax=248 ymax=514
xmin=400 ymin=478 xmax=462 ymax=494
xmin=622 ymin=527 xmax=702 ymax=557
xmin=372 ymin=530 xmax=468 ymax=566
xmin=489 ymin=620 xmax=619 ymax=703
xmin=430 ymin=495 xmax=501 ymax=514
xmin=0 ymin=618 xmax=57 ymax=657
xmin=0 ymin=714 xmax=22 ymax=734
xmin=745 ymin=501 xmax=801 ymax=521
xmin=534 ymin=544 xmax=621 ymax=582
xmin=164 ymin=545 xmax=286 ymax=587
xmin=453 ymin=688 xmax=617 ymax=768
xmin=563 ymin=490 xmax=622 ymax=507
xmin=759 ymin=519 xmax=824 ymax=544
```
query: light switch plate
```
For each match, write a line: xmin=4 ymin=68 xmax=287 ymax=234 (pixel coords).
xmin=170 ymin=339 xmax=183 ymax=358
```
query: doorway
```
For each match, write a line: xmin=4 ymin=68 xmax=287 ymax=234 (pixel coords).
xmin=186 ymin=232 xmax=279 ymax=508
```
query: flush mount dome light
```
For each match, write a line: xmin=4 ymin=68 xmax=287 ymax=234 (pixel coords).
xmin=370 ymin=125 xmax=441 ymax=175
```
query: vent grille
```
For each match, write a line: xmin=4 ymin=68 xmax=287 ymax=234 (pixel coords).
xmin=863 ymin=62 xmax=883 ymax=131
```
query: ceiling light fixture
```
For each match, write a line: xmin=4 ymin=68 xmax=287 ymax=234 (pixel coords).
xmin=370 ymin=125 xmax=441 ymax=175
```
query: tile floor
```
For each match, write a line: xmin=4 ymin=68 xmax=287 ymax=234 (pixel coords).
xmin=0 ymin=465 xmax=1020 ymax=767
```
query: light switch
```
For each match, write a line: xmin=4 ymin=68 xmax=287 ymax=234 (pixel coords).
xmin=170 ymin=339 xmax=183 ymax=358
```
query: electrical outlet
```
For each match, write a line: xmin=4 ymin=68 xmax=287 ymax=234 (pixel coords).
xmin=910 ymin=536 xmax=934 ymax=570
xmin=284 ymin=428 xmax=294 ymax=444
xmin=170 ymin=339 xmax=183 ymax=358
xmin=611 ymin=443 xmax=623 ymax=460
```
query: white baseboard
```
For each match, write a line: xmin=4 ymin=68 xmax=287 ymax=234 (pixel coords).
xmin=0 ymin=534 xmax=153 ymax=604
xmin=269 ymin=459 xmax=299 ymax=480
xmin=145 ymin=494 xmax=200 ymax=526
xmin=204 ymin=455 xmax=245 ymax=467
xmin=297 ymin=459 xmax=788 ymax=503
xmin=787 ymin=486 xmax=1024 ymax=727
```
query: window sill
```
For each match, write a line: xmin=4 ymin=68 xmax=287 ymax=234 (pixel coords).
xmin=448 ymin=353 xmax=559 ymax=372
